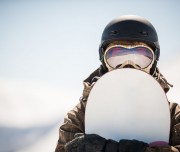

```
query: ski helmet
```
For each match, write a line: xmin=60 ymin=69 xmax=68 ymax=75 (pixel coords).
xmin=99 ymin=15 xmax=160 ymax=74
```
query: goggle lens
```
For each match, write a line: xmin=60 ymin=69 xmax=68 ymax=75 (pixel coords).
xmin=105 ymin=46 xmax=154 ymax=69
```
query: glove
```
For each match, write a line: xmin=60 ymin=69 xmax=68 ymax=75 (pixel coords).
xmin=145 ymin=146 xmax=173 ymax=152
xmin=118 ymin=139 xmax=149 ymax=152
xmin=104 ymin=139 xmax=118 ymax=152
xmin=65 ymin=134 xmax=106 ymax=152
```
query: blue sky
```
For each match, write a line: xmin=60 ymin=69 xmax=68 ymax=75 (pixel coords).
xmin=0 ymin=0 xmax=180 ymax=90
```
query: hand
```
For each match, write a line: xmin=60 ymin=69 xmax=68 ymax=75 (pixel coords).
xmin=65 ymin=134 xmax=148 ymax=152
xmin=118 ymin=139 xmax=149 ymax=152
xmin=149 ymin=141 xmax=169 ymax=147
xmin=65 ymin=134 xmax=106 ymax=152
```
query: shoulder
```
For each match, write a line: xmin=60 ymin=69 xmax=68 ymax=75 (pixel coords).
xmin=82 ymin=67 xmax=105 ymax=100
xmin=170 ymin=102 xmax=180 ymax=115
xmin=170 ymin=102 xmax=180 ymax=124
xmin=83 ymin=67 xmax=103 ymax=84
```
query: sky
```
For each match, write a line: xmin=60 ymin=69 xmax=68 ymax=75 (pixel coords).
xmin=0 ymin=0 xmax=180 ymax=152
xmin=0 ymin=0 xmax=180 ymax=88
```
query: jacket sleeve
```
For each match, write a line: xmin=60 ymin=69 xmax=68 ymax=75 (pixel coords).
xmin=169 ymin=102 xmax=180 ymax=151
xmin=55 ymin=82 xmax=92 ymax=152
xmin=145 ymin=102 xmax=180 ymax=152
xmin=55 ymin=100 xmax=86 ymax=152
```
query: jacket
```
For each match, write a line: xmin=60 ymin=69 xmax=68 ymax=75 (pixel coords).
xmin=55 ymin=68 xmax=180 ymax=152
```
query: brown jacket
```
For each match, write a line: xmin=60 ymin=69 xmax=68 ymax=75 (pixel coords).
xmin=55 ymin=68 xmax=180 ymax=152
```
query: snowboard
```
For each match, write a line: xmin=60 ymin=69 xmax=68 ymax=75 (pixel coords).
xmin=85 ymin=68 xmax=170 ymax=144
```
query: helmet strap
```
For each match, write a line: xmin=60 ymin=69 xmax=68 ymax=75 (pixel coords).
xmin=150 ymin=60 xmax=157 ymax=76
xmin=100 ymin=62 xmax=108 ymax=74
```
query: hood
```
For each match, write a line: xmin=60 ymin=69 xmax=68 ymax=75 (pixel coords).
xmin=153 ymin=67 xmax=173 ymax=93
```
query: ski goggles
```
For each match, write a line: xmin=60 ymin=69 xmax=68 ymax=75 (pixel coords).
xmin=104 ymin=44 xmax=154 ymax=70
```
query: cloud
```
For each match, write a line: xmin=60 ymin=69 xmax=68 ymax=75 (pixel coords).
xmin=0 ymin=80 xmax=80 ymax=127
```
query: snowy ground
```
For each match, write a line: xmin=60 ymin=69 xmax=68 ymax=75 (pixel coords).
xmin=0 ymin=59 xmax=179 ymax=152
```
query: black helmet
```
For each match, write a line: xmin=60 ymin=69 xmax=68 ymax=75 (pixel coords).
xmin=99 ymin=15 xmax=160 ymax=75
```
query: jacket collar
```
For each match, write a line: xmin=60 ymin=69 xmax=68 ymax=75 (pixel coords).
xmin=84 ymin=67 xmax=172 ymax=94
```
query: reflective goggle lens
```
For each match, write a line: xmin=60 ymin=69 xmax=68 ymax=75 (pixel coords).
xmin=105 ymin=46 xmax=154 ymax=69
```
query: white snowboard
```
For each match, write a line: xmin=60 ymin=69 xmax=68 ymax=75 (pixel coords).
xmin=85 ymin=69 xmax=170 ymax=144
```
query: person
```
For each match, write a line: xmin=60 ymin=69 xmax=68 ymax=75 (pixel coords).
xmin=55 ymin=15 xmax=180 ymax=152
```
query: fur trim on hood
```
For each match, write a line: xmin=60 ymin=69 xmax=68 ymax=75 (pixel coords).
xmin=153 ymin=67 xmax=173 ymax=93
